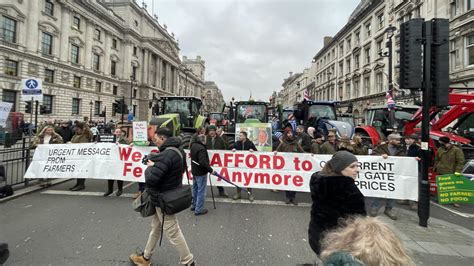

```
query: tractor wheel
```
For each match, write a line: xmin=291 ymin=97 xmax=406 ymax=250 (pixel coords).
xmin=179 ymin=132 xmax=194 ymax=149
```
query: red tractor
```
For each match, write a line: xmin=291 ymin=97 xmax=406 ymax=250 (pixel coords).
xmin=355 ymin=92 xmax=474 ymax=195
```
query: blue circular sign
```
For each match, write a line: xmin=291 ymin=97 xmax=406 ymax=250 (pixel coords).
xmin=25 ymin=79 xmax=38 ymax=89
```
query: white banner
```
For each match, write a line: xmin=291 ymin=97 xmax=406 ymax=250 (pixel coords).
xmin=0 ymin=102 xmax=13 ymax=127
xmin=24 ymin=143 xmax=419 ymax=200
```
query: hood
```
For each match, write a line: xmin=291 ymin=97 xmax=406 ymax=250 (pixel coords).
xmin=159 ymin=137 xmax=182 ymax=152
xmin=312 ymin=172 xmax=353 ymax=198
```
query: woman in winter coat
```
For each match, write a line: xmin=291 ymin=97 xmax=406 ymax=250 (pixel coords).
xmin=31 ymin=125 xmax=63 ymax=186
xmin=69 ymin=122 xmax=92 ymax=191
xmin=276 ymin=127 xmax=304 ymax=205
xmin=308 ymin=151 xmax=367 ymax=256
xmin=103 ymin=128 xmax=129 ymax=197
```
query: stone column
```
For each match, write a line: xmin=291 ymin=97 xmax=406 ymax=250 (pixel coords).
xmin=122 ymin=40 xmax=131 ymax=79
xmin=59 ymin=5 xmax=70 ymax=62
xmin=84 ymin=20 xmax=93 ymax=69
xmin=103 ymin=32 xmax=111 ymax=75
xmin=26 ymin=0 xmax=40 ymax=53
xmin=143 ymin=49 xmax=149 ymax=84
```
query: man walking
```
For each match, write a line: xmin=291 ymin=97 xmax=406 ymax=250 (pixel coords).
xmin=369 ymin=133 xmax=406 ymax=220
xmin=129 ymin=128 xmax=194 ymax=266
xmin=206 ymin=125 xmax=229 ymax=198
xmin=232 ymin=131 xmax=257 ymax=201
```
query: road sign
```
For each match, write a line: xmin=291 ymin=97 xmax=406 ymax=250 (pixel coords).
xmin=21 ymin=78 xmax=43 ymax=102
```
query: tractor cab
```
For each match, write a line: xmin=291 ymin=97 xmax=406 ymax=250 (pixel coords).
xmin=364 ymin=105 xmax=419 ymax=139
xmin=234 ymin=101 xmax=269 ymax=124
xmin=160 ymin=96 xmax=203 ymax=131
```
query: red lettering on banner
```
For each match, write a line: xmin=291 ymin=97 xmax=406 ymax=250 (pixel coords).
xmin=235 ymin=153 xmax=244 ymax=167
xmin=133 ymin=167 xmax=143 ymax=177
xmin=210 ymin=153 xmax=222 ymax=167
xmin=243 ymin=172 xmax=253 ymax=186
xmin=246 ymin=154 xmax=257 ymax=168
xmin=219 ymin=167 xmax=229 ymax=180
xmin=123 ymin=162 xmax=143 ymax=178
xmin=260 ymin=155 xmax=270 ymax=169
xmin=131 ymin=151 xmax=142 ymax=162
xmin=233 ymin=172 xmax=242 ymax=183
xmin=119 ymin=147 xmax=133 ymax=161
xmin=274 ymin=155 xmax=285 ymax=170
xmin=294 ymin=157 xmax=301 ymax=170
xmin=272 ymin=174 xmax=282 ymax=185
xmin=224 ymin=153 xmax=233 ymax=167
xmin=255 ymin=173 xmax=270 ymax=184
xmin=302 ymin=160 xmax=313 ymax=171
xmin=293 ymin=175 xmax=303 ymax=186
xmin=284 ymin=175 xmax=291 ymax=185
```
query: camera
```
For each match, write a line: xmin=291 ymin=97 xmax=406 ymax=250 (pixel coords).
xmin=142 ymin=155 xmax=149 ymax=165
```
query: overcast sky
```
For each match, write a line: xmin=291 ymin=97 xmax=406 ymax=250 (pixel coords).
xmin=144 ymin=0 xmax=360 ymax=102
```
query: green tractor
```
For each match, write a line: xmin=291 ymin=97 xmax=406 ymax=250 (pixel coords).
xmin=149 ymin=96 xmax=208 ymax=149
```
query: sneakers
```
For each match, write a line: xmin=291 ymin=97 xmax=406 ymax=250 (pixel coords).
xmin=384 ymin=208 xmax=397 ymax=220
xmin=369 ymin=207 xmax=378 ymax=217
xmin=190 ymin=206 xmax=195 ymax=212
xmin=291 ymin=199 xmax=298 ymax=206
xmin=218 ymin=191 xmax=229 ymax=198
xmin=116 ymin=190 xmax=123 ymax=197
xmin=195 ymin=209 xmax=208 ymax=216
xmin=232 ymin=193 xmax=241 ymax=200
xmin=248 ymin=194 xmax=254 ymax=202
xmin=129 ymin=253 xmax=150 ymax=266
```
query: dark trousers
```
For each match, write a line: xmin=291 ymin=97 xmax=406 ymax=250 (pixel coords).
xmin=75 ymin=178 xmax=85 ymax=187
xmin=285 ymin=191 xmax=296 ymax=200
xmin=217 ymin=186 xmax=225 ymax=193
xmin=107 ymin=180 xmax=123 ymax=192
xmin=138 ymin=182 xmax=145 ymax=192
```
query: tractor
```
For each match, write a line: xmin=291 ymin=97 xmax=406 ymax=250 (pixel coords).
xmin=208 ymin=112 xmax=229 ymax=131
xmin=293 ymin=100 xmax=354 ymax=139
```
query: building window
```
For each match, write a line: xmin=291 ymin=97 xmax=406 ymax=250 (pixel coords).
xmin=450 ymin=0 xmax=459 ymax=18
xmin=2 ymin=90 xmax=16 ymax=111
xmin=450 ymin=39 xmax=460 ymax=70
xmin=355 ymin=31 xmax=360 ymax=45
xmin=93 ymin=53 xmax=100 ymax=71
xmin=41 ymin=32 xmax=53 ymax=55
xmin=466 ymin=35 xmax=474 ymax=66
xmin=71 ymin=44 xmax=80 ymax=64
xmin=72 ymin=16 xmax=80 ymax=30
xmin=4 ymin=59 xmax=18 ymax=76
xmin=354 ymin=54 xmax=360 ymax=69
xmin=377 ymin=13 xmax=384 ymax=29
xmin=1 ymin=16 xmax=17 ymax=43
xmin=469 ymin=0 xmax=474 ymax=10
xmin=96 ymin=81 xmax=102 ymax=92
xmin=345 ymin=83 xmax=351 ymax=99
xmin=43 ymin=95 xmax=53 ymax=114
xmin=376 ymin=39 xmax=383 ymax=57
xmin=354 ymin=79 xmax=360 ymax=98
xmin=73 ymin=76 xmax=81 ymax=88
xmin=346 ymin=58 xmax=351 ymax=73
xmin=94 ymin=29 xmax=101 ymax=41
xmin=365 ymin=47 xmax=371 ymax=64
xmin=94 ymin=101 xmax=101 ymax=115
xmin=72 ymin=98 xmax=80 ymax=115
xmin=112 ymin=85 xmax=118 ymax=95
xmin=133 ymin=89 xmax=137 ymax=98
xmin=339 ymin=62 xmax=344 ymax=75
xmin=133 ymin=46 xmax=137 ymax=56
xmin=364 ymin=76 xmax=370 ymax=95
xmin=346 ymin=38 xmax=351 ymax=50
xmin=45 ymin=0 xmax=54 ymax=16
xmin=365 ymin=23 xmax=372 ymax=38
xmin=132 ymin=66 xmax=137 ymax=80
xmin=112 ymin=38 xmax=117 ymax=49
xmin=45 ymin=68 xmax=54 ymax=83
xmin=111 ymin=61 xmax=116 ymax=76
xmin=376 ymin=72 xmax=383 ymax=92
xmin=339 ymin=43 xmax=344 ymax=56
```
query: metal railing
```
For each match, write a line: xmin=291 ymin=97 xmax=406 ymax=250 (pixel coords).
xmin=0 ymin=137 xmax=34 ymax=187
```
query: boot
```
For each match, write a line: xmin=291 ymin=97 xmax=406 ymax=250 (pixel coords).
xmin=195 ymin=208 xmax=208 ymax=216
xmin=71 ymin=185 xmax=85 ymax=191
xmin=116 ymin=190 xmax=123 ymax=197
xmin=232 ymin=193 xmax=241 ymax=200
xmin=291 ymin=198 xmax=298 ymax=206
xmin=103 ymin=190 xmax=113 ymax=197
xmin=285 ymin=198 xmax=292 ymax=204
xmin=384 ymin=208 xmax=397 ymax=220
xmin=218 ymin=191 xmax=229 ymax=198
xmin=369 ymin=207 xmax=378 ymax=217
xmin=248 ymin=194 xmax=254 ymax=202
xmin=129 ymin=253 xmax=150 ymax=266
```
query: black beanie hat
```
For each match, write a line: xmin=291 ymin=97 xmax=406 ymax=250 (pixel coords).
xmin=328 ymin=151 xmax=358 ymax=173
xmin=439 ymin=136 xmax=450 ymax=144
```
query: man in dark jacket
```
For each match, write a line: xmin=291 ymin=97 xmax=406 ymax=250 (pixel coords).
xmin=369 ymin=133 xmax=406 ymax=220
xmin=130 ymin=128 xmax=194 ymax=266
xmin=296 ymin=125 xmax=312 ymax=152
xmin=191 ymin=134 xmax=215 ymax=216
xmin=206 ymin=125 xmax=229 ymax=198
xmin=232 ymin=131 xmax=257 ymax=201
xmin=402 ymin=133 xmax=422 ymax=210
xmin=57 ymin=121 xmax=74 ymax=143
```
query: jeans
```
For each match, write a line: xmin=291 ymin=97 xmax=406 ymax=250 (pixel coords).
xmin=371 ymin=197 xmax=395 ymax=209
xmin=144 ymin=207 xmax=193 ymax=264
xmin=191 ymin=175 xmax=207 ymax=213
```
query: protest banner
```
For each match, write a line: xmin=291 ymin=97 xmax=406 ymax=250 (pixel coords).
xmin=98 ymin=134 xmax=116 ymax=143
xmin=236 ymin=123 xmax=272 ymax=152
xmin=24 ymin=143 xmax=419 ymax=200
xmin=132 ymin=121 xmax=148 ymax=146
xmin=436 ymin=174 xmax=474 ymax=204
xmin=0 ymin=102 xmax=13 ymax=127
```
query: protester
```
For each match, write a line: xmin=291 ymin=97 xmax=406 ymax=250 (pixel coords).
xmin=216 ymin=126 xmax=224 ymax=137
xmin=320 ymin=129 xmax=338 ymax=154
xmin=271 ymin=131 xmax=283 ymax=151
xmin=337 ymin=135 xmax=355 ymax=154
xmin=307 ymin=127 xmax=316 ymax=139
xmin=369 ymin=133 xmax=406 ymax=220
xmin=232 ymin=131 xmax=257 ymax=201
xmin=286 ymin=114 xmax=297 ymax=134
xmin=434 ymin=136 xmax=465 ymax=207
xmin=296 ymin=125 xmax=312 ymax=152
xmin=104 ymin=128 xmax=129 ymax=197
xmin=68 ymin=122 xmax=92 ymax=191
xmin=276 ymin=127 xmax=304 ymax=205
xmin=401 ymin=133 xmax=422 ymax=210
xmin=31 ymin=125 xmax=63 ymax=187
xmin=205 ymin=125 xmax=229 ymax=197
xmin=308 ymin=151 xmax=366 ymax=255
xmin=351 ymin=134 xmax=368 ymax=155
xmin=311 ymin=132 xmax=323 ymax=154
xmin=57 ymin=121 xmax=74 ymax=143
xmin=320 ymin=217 xmax=414 ymax=266
xmin=190 ymin=133 xmax=215 ymax=216
xmin=129 ymin=128 xmax=194 ymax=266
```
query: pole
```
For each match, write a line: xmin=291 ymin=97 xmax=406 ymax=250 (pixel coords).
xmin=104 ymin=106 xmax=107 ymax=123
xmin=388 ymin=34 xmax=395 ymax=131
xmin=89 ymin=102 xmax=93 ymax=122
xmin=26 ymin=97 xmax=33 ymax=171
xmin=130 ymin=78 xmax=133 ymax=110
xmin=34 ymin=100 xmax=38 ymax=130
xmin=208 ymin=174 xmax=216 ymax=209
xmin=418 ymin=21 xmax=432 ymax=228
xmin=121 ymin=95 xmax=125 ymax=124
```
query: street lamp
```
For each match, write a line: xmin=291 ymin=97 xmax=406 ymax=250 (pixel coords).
xmin=326 ymin=70 xmax=332 ymax=101
xmin=130 ymin=75 xmax=136 ymax=115
xmin=381 ymin=25 xmax=397 ymax=130
xmin=89 ymin=101 xmax=93 ymax=122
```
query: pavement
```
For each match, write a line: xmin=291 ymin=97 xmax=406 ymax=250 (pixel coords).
xmin=0 ymin=179 xmax=473 ymax=265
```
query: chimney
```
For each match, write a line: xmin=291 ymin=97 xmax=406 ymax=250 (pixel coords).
xmin=196 ymin=55 xmax=201 ymax=60
xmin=323 ymin=36 xmax=333 ymax=46
xmin=289 ymin=71 xmax=293 ymax=77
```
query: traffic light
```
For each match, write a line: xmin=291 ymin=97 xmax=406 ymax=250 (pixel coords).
xmin=399 ymin=18 xmax=424 ymax=90
xmin=25 ymin=102 xmax=32 ymax=113
xmin=39 ymin=105 xmax=48 ymax=114
xmin=113 ymin=99 xmax=128 ymax=114
xmin=99 ymin=110 xmax=106 ymax=117
xmin=430 ymin=19 xmax=449 ymax=107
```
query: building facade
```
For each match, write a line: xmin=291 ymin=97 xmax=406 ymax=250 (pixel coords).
xmin=278 ymin=0 xmax=468 ymax=124
xmin=0 ymin=0 xmax=220 ymax=123
xmin=202 ymin=81 xmax=224 ymax=114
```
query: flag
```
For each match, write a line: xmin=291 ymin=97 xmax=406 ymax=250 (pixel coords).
xmin=303 ymin=89 xmax=311 ymax=101
xmin=386 ymin=91 xmax=395 ymax=109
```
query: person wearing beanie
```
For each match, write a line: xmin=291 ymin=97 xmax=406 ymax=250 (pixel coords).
xmin=205 ymin=125 xmax=229 ymax=198
xmin=369 ymin=133 xmax=406 ymax=220
xmin=320 ymin=129 xmax=338 ymax=154
xmin=311 ymin=132 xmax=324 ymax=154
xmin=308 ymin=151 xmax=367 ymax=255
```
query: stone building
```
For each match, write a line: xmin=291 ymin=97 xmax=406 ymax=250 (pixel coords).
xmin=0 ymin=0 xmax=211 ymax=122
xmin=180 ymin=56 xmax=205 ymax=99
xmin=277 ymin=0 xmax=469 ymax=124
xmin=202 ymin=81 xmax=224 ymax=114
